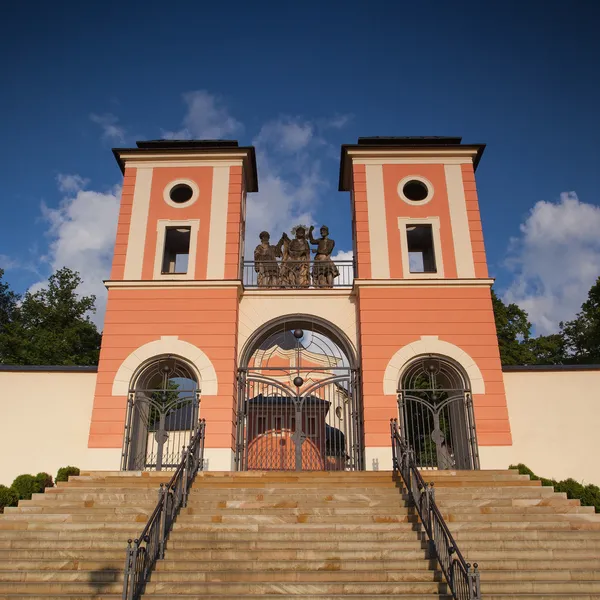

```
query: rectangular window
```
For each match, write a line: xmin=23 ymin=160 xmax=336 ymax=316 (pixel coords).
xmin=162 ymin=227 xmax=191 ymax=274
xmin=406 ymin=224 xmax=437 ymax=273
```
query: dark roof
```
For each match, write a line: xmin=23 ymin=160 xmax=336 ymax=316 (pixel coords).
xmin=112 ymin=139 xmax=258 ymax=192
xmin=0 ymin=365 xmax=98 ymax=372
xmin=136 ymin=139 xmax=240 ymax=149
xmin=502 ymin=364 xmax=600 ymax=372
xmin=339 ymin=136 xmax=486 ymax=191
xmin=357 ymin=136 xmax=464 ymax=146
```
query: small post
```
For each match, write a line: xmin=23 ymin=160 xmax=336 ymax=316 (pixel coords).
xmin=122 ymin=539 xmax=133 ymax=600
xmin=158 ymin=484 xmax=167 ymax=559
xmin=469 ymin=562 xmax=481 ymax=600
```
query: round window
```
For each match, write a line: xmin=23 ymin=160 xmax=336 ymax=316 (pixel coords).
xmin=402 ymin=180 xmax=429 ymax=202
xmin=169 ymin=184 xmax=194 ymax=204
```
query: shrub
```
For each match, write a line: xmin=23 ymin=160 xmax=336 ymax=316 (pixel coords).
xmin=56 ymin=466 xmax=80 ymax=483
xmin=509 ymin=464 xmax=600 ymax=513
xmin=0 ymin=485 xmax=18 ymax=513
xmin=35 ymin=472 xmax=54 ymax=491
xmin=10 ymin=474 xmax=39 ymax=500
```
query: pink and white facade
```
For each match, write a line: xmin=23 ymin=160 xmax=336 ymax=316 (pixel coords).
xmin=0 ymin=137 xmax=598 ymax=485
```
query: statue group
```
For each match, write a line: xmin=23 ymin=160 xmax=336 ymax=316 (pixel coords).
xmin=253 ymin=225 xmax=340 ymax=289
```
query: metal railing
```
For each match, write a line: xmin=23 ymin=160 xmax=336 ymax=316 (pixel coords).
xmin=241 ymin=260 xmax=355 ymax=288
xmin=122 ymin=419 xmax=206 ymax=600
xmin=390 ymin=419 xmax=481 ymax=600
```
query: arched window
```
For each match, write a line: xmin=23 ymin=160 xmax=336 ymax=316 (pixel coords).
xmin=122 ymin=356 xmax=200 ymax=471
xmin=398 ymin=354 xmax=479 ymax=470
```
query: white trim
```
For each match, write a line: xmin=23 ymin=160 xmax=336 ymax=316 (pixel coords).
xmin=354 ymin=278 xmax=494 ymax=288
xmin=444 ymin=164 xmax=475 ymax=278
xmin=397 ymin=175 xmax=434 ymax=206
xmin=242 ymin=288 xmax=355 ymax=298
xmin=347 ymin=148 xmax=478 ymax=162
xmin=365 ymin=447 xmax=393 ymax=471
xmin=153 ymin=219 xmax=200 ymax=280
xmin=206 ymin=166 xmax=230 ymax=279
xmin=112 ymin=336 xmax=218 ymax=396
xmin=104 ymin=279 xmax=242 ymax=290
xmin=354 ymin=157 xmax=473 ymax=166
xmin=397 ymin=217 xmax=445 ymax=279
xmin=203 ymin=448 xmax=235 ymax=470
xmin=163 ymin=179 xmax=200 ymax=209
xmin=123 ymin=168 xmax=153 ymax=280
xmin=383 ymin=335 xmax=485 ymax=396
xmin=365 ymin=164 xmax=390 ymax=279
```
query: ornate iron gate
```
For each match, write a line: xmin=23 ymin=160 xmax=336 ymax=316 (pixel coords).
xmin=398 ymin=355 xmax=479 ymax=470
xmin=122 ymin=356 xmax=200 ymax=471
xmin=235 ymin=320 xmax=363 ymax=471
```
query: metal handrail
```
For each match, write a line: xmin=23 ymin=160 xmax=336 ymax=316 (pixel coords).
xmin=122 ymin=419 xmax=206 ymax=600
xmin=390 ymin=419 xmax=481 ymax=600
xmin=241 ymin=259 xmax=355 ymax=288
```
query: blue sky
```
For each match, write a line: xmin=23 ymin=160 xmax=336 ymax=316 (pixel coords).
xmin=1 ymin=1 xmax=599 ymax=333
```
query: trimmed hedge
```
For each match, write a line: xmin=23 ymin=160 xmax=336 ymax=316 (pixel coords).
xmin=10 ymin=472 xmax=53 ymax=500
xmin=0 ymin=485 xmax=18 ymax=513
xmin=509 ymin=463 xmax=600 ymax=513
xmin=1 ymin=466 xmax=78 ymax=507
xmin=56 ymin=466 xmax=80 ymax=483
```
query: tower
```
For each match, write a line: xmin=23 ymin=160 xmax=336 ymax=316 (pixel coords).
xmin=340 ymin=137 xmax=511 ymax=470
xmin=88 ymin=140 xmax=257 ymax=471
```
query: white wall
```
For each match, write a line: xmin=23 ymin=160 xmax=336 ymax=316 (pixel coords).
xmin=480 ymin=368 xmax=600 ymax=484
xmin=2 ymin=366 xmax=599 ymax=483
xmin=0 ymin=369 xmax=120 ymax=484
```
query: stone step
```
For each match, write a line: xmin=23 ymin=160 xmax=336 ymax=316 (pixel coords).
xmin=154 ymin=559 xmax=434 ymax=572
xmin=0 ymin=595 xmax=453 ymax=600
xmin=0 ymin=581 xmax=449 ymax=594
xmin=0 ymin=570 xmax=444 ymax=585
xmin=481 ymin=570 xmax=600 ymax=581
xmin=151 ymin=558 xmax=600 ymax=573
xmin=149 ymin=571 xmax=441 ymax=583
xmin=460 ymin=539 xmax=600 ymax=550
xmin=0 ymin=550 xmax=129 ymax=560
xmin=149 ymin=549 xmax=433 ymax=561
xmin=0 ymin=530 xmax=426 ymax=543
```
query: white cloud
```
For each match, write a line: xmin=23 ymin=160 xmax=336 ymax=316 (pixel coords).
xmin=0 ymin=255 xmax=20 ymax=270
xmin=162 ymin=91 xmax=243 ymax=140
xmin=244 ymin=117 xmax=330 ymax=252
xmin=56 ymin=174 xmax=89 ymax=194
xmin=32 ymin=176 xmax=121 ymax=326
xmin=254 ymin=118 xmax=314 ymax=153
xmin=90 ymin=113 xmax=126 ymax=144
xmin=333 ymin=250 xmax=353 ymax=261
xmin=503 ymin=192 xmax=600 ymax=334
xmin=322 ymin=114 xmax=353 ymax=129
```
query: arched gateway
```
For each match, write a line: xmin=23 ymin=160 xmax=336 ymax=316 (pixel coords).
xmin=235 ymin=315 xmax=364 ymax=471
xmin=121 ymin=356 xmax=200 ymax=471
xmin=398 ymin=354 xmax=480 ymax=470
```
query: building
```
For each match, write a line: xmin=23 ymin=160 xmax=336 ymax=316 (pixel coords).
xmin=1 ymin=137 xmax=598 ymax=485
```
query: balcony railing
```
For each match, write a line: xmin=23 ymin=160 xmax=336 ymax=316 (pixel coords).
xmin=242 ymin=260 xmax=355 ymax=289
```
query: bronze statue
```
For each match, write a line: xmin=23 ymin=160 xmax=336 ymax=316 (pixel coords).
xmin=309 ymin=225 xmax=339 ymax=288
xmin=279 ymin=226 xmax=311 ymax=288
xmin=253 ymin=231 xmax=281 ymax=288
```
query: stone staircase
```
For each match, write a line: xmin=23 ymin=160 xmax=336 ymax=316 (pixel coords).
xmin=0 ymin=470 xmax=599 ymax=599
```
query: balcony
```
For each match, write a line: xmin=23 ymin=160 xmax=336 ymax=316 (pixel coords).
xmin=241 ymin=260 xmax=355 ymax=289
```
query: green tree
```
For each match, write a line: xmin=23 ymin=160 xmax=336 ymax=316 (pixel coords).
xmin=491 ymin=290 xmax=566 ymax=365
xmin=561 ymin=277 xmax=600 ymax=364
xmin=0 ymin=267 xmax=101 ymax=366
xmin=491 ymin=290 xmax=534 ymax=365
xmin=0 ymin=269 xmax=19 ymax=330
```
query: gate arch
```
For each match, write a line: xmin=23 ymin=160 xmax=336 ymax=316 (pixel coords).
xmin=236 ymin=315 xmax=363 ymax=471
xmin=121 ymin=355 xmax=201 ymax=471
xmin=398 ymin=354 xmax=479 ymax=470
